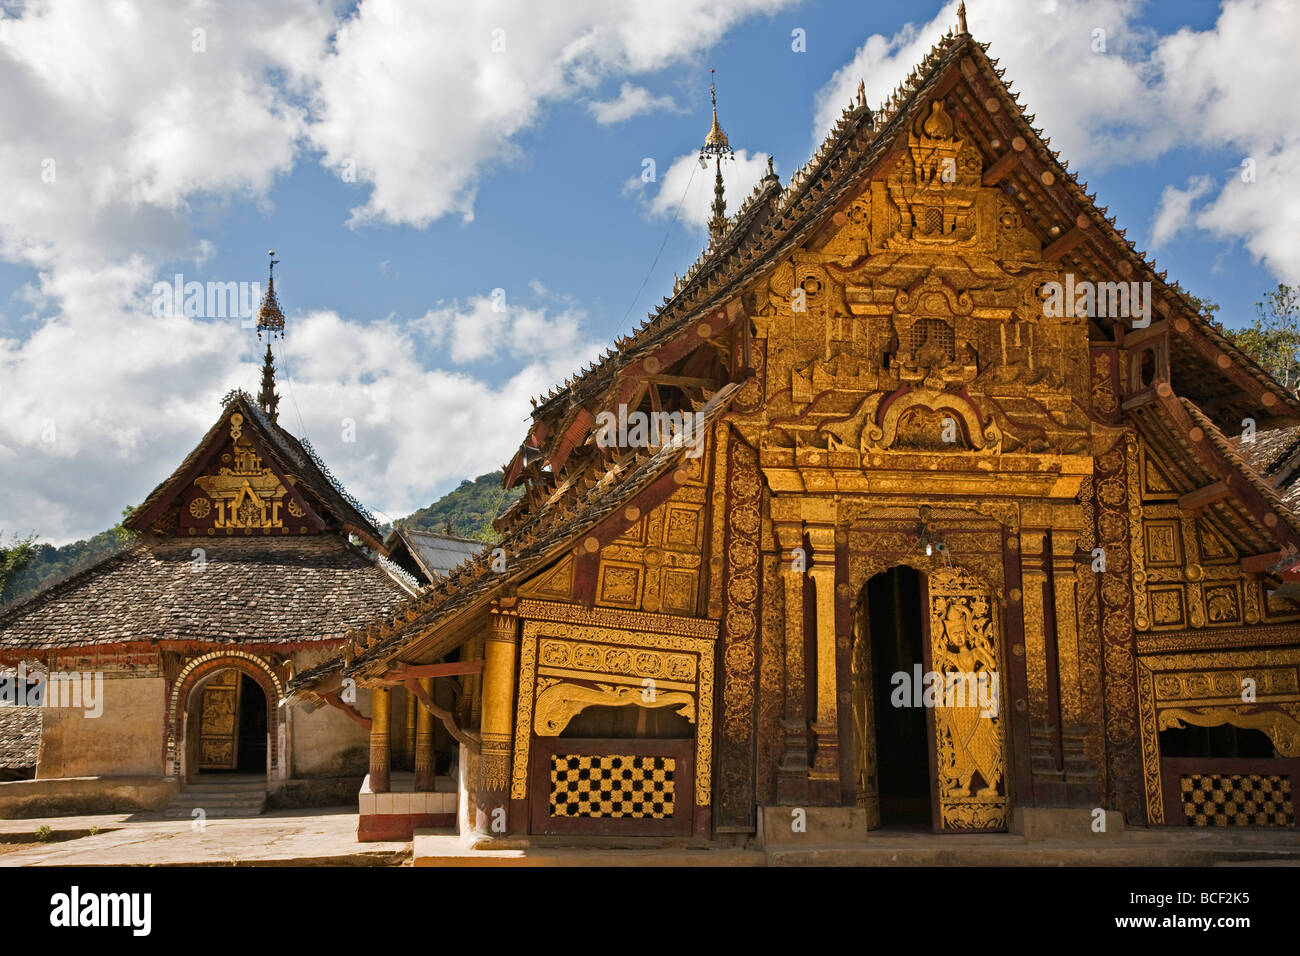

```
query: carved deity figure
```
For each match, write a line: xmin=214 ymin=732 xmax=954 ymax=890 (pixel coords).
xmin=935 ymin=598 xmax=1002 ymax=798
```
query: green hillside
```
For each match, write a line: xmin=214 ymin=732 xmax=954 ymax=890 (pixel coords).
xmin=397 ymin=471 xmax=521 ymax=541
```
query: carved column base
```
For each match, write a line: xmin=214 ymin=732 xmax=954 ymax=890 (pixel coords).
xmin=809 ymin=722 xmax=840 ymax=783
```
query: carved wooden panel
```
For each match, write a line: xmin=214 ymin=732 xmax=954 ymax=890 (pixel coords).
xmin=594 ymin=456 xmax=707 ymax=616
xmin=198 ymin=669 xmax=240 ymax=770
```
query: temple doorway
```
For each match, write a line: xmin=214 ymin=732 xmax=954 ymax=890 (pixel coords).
xmin=855 ymin=566 xmax=932 ymax=829
xmin=187 ymin=668 xmax=270 ymax=778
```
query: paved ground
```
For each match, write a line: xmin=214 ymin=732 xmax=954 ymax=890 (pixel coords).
xmin=0 ymin=807 xmax=409 ymax=866
xmin=4 ymin=808 xmax=1300 ymax=866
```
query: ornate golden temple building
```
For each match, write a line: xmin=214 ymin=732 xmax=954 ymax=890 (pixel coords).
xmin=291 ymin=9 xmax=1300 ymax=844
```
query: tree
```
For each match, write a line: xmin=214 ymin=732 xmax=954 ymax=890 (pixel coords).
xmin=0 ymin=532 xmax=38 ymax=602
xmin=1222 ymin=284 xmax=1300 ymax=394
xmin=112 ymin=505 xmax=140 ymax=547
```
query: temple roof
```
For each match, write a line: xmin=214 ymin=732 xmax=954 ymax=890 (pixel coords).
xmin=0 ymin=536 xmax=413 ymax=657
xmin=514 ymin=26 xmax=1300 ymax=504
xmin=293 ymin=17 xmax=1300 ymax=694
xmin=383 ymin=528 xmax=486 ymax=584
xmin=289 ymin=383 xmax=740 ymax=694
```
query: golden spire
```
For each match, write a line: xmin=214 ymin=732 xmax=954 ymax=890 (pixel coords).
xmin=698 ymin=69 xmax=735 ymax=246
xmin=256 ymin=251 xmax=283 ymax=423
xmin=957 ymin=1 xmax=968 ymax=34
xmin=256 ymin=251 xmax=285 ymax=339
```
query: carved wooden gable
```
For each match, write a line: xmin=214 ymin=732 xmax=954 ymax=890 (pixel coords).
xmin=751 ymin=97 xmax=1097 ymax=473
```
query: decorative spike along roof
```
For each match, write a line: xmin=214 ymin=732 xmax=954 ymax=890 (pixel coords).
xmin=521 ymin=20 xmax=1300 ymax=449
xmin=295 ymin=13 xmax=1300 ymax=694
xmin=289 ymin=383 xmax=742 ymax=694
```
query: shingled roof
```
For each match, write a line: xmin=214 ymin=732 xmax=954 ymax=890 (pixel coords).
xmin=0 ymin=536 xmax=413 ymax=656
xmin=383 ymin=528 xmax=486 ymax=584
xmin=0 ymin=706 xmax=41 ymax=770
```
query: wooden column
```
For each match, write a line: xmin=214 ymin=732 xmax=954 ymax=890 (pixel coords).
xmin=368 ymin=686 xmax=391 ymax=794
xmin=774 ymin=519 xmax=810 ymax=803
xmin=475 ymin=601 xmax=519 ymax=835
xmin=403 ymin=685 xmax=417 ymax=770
xmin=807 ymin=525 xmax=840 ymax=786
xmin=413 ymin=677 xmax=435 ymax=792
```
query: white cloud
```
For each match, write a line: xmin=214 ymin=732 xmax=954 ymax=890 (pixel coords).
xmin=309 ymin=0 xmax=794 ymax=228
xmin=633 ymin=149 xmax=772 ymax=231
xmin=272 ymin=308 xmax=602 ymax=523
xmin=416 ymin=294 xmax=592 ymax=365
xmin=1150 ymin=175 xmax=1214 ymax=247
xmin=0 ymin=0 xmax=792 ymax=542
xmin=589 ymin=83 xmax=678 ymax=124
xmin=813 ymin=0 xmax=1300 ymax=284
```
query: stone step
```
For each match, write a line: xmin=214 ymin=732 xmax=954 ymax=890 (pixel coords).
xmin=163 ymin=781 xmax=267 ymax=818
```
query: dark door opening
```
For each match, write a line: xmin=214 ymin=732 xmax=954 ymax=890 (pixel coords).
xmin=867 ymin=566 xmax=931 ymax=827
xmin=235 ymin=674 xmax=267 ymax=773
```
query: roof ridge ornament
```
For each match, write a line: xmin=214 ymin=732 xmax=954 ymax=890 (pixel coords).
xmin=699 ymin=69 xmax=736 ymax=247
xmin=256 ymin=250 xmax=283 ymax=423
xmin=957 ymin=1 xmax=969 ymax=35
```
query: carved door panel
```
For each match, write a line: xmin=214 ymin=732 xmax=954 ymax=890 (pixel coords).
xmin=923 ymin=567 xmax=1009 ymax=832
xmin=198 ymin=670 xmax=241 ymax=770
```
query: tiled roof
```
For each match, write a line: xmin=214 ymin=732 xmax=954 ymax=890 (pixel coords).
xmin=386 ymin=529 xmax=486 ymax=581
xmin=0 ymin=536 xmax=412 ymax=652
xmin=0 ymin=706 xmax=41 ymax=769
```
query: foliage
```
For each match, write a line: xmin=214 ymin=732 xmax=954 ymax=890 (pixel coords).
xmin=2 ymin=526 xmax=125 ymax=606
xmin=1222 ymin=284 xmax=1300 ymax=393
xmin=112 ymin=505 xmax=140 ymax=547
xmin=35 ymin=825 xmax=52 ymax=843
xmin=0 ymin=531 xmax=38 ymax=603
xmin=398 ymin=471 xmax=521 ymax=543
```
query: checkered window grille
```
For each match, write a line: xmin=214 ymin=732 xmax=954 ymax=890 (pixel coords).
xmin=549 ymin=754 xmax=675 ymax=819
xmin=1179 ymin=773 xmax=1294 ymax=827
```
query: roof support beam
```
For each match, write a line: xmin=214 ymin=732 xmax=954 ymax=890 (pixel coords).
xmin=981 ymin=149 xmax=1022 ymax=186
xmin=1177 ymin=481 xmax=1229 ymax=511
xmin=403 ymin=677 xmax=477 ymax=750
xmin=1042 ymin=226 xmax=1088 ymax=261
xmin=1123 ymin=320 xmax=1169 ymax=351
xmin=383 ymin=660 xmax=483 ymax=681
xmin=1171 ymin=316 xmax=1286 ymax=415
xmin=1241 ymin=550 xmax=1285 ymax=574
xmin=320 ymin=691 xmax=371 ymax=731
xmin=1157 ymin=391 xmax=1300 ymax=551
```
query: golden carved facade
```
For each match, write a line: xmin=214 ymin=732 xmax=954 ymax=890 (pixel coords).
xmin=928 ymin=567 xmax=1008 ymax=830
xmin=594 ymin=453 xmax=708 ymax=615
xmin=476 ymin=85 xmax=1300 ymax=837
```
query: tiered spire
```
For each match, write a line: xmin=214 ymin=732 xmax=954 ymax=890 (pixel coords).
xmin=256 ymin=251 xmax=284 ymax=423
xmin=699 ymin=69 xmax=735 ymax=246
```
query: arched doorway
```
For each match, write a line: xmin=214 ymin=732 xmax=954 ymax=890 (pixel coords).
xmin=183 ymin=668 xmax=270 ymax=780
xmin=167 ymin=652 xmax=284 ymax=782
xmin=852 ymin=564 xmax=1010 ymax=832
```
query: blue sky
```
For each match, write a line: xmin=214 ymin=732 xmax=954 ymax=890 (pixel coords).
xmin=1 ymin=0 xmax=1297 ymax=543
